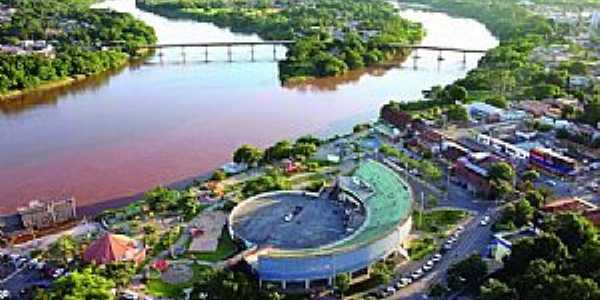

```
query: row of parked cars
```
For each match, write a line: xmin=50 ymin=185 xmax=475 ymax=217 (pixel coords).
xmin=0 ymin=253 xmax=64 ymax=299
xmin=371 ymin=225 xmax=466 ymax=299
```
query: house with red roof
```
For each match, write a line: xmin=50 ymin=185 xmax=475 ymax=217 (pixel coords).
xmin=453 ymin=152 xmax=503 ymax=197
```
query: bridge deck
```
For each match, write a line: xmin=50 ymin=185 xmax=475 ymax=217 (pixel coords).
xmin=133 ymin=41 xmax=488 ymax=53
xmin=139 ymin=41 xmax=295 ymax=49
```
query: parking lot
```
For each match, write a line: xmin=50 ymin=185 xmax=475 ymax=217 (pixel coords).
xmin=0 ymin=254 xmax=61 ymax=299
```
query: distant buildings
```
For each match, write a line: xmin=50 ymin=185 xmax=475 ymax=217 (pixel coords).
xmin=0 ymin=40 xmax=56 ymax=58
xmin=529 ymin=147 xmax=578 ymax=176
xmin=18 ymin=198 xmax=77 ymax=230
xmin=380 ymin=105 xmax=413 ymax=130
xmin=541 ymin=197 xmax=600 ymax=228
xmin=531 ymin=44 xmax=572 ymax=68
xmin=0 ymin=5 xmax=16 ymax=23
xmin=466 ymin=102 xmax=527 ymax=123
xmin=476 ymin=133 xmax=530 ymax=162
xmin=467 ymin=102 xmax=504 ymax=123
xmin=541 ymin=197 xmax=596 ymax=214
xmin=453 ymin=152 xmax=503 ymax=196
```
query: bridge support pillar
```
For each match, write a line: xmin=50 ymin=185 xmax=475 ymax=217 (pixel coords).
xmin=462 ymin=52 xmax=467 ymax=64
xmin=227 ymin=45 xmax=232 ymax=62
xmin=251 ymin=45 xmax=255 ymax=62
xmin=437 ymin=50 xmax=444 ymax=61
xmin=413 ymin=49 xmax=420 ymax=59
xmin=273 ymin=44 xmax=277 ymax=61
xmin=204 ymin=46 xmax=208 ymax=63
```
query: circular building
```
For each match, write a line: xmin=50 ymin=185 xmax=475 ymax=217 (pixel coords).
xmin=229 ymin=160 xmax=413 ymax=290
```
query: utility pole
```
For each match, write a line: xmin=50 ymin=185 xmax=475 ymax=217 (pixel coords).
xmin=419 ymin=191 xmax=425 ymax=228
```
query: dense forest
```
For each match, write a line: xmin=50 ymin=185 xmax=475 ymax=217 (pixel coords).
xmin=0 ymin=0 xmax=156 ymax=96
xmin=137 ymin=0 xmax=425 ymax=81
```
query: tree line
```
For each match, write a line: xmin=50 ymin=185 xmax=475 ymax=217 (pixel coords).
xmin=137 ymin=0 xmax=424 ymax=81
xmin=0 ymin=0 xmax=156 ymax=95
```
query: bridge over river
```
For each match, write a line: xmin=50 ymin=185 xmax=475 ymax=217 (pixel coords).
xmin=111 ymin=40 xmax=489 ymax=63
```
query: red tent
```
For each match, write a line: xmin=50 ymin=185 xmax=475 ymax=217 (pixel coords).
xmin=83 ymin=233 xmax=145 ymax=265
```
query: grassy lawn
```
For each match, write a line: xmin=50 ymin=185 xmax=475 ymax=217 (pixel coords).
xmin=413 ymin=209 xmax=469 ymax=233
xmin=146 ymin=279 xmax=188 ymax=298
xmin=191 ymin=229 xmax=237 ymax=262
xmin=408 ymin=237 xmax=437 ymax=260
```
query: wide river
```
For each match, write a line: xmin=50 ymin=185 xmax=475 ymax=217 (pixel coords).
xmin=0 ymin=0 xmax=498 ymax=215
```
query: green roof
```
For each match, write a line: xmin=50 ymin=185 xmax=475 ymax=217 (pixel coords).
xmin=272 ymin=160 xmax=413 ymax=257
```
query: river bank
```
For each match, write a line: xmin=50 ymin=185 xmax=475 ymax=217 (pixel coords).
xmin=0 ymin=52 xmax=155 ymax=103
xmin=0 ymin=0 xmax=156 ymax=103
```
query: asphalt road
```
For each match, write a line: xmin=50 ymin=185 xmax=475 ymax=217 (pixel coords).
xmin=0 ymin=266 xmax=47 ymax=299
xmin=387 ymin=208 xmax=498 ymax=300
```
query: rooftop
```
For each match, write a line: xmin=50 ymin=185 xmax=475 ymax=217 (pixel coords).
xmin=271 ymin=160 xmax=413 ymax=257
xmin=542 ymin=197 xmax=597 ymax=214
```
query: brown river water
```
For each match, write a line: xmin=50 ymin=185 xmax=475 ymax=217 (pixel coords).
xmin=0 ymin=0 xmax=498 ymax=215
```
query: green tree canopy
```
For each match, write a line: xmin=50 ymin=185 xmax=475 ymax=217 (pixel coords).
xmin=38 ymin=268 xmax=116 ymax=300
xmin=447 ymin=254 xmax=488 ymax=291
xmin=233 ymin=144 xmax=264 ymax=165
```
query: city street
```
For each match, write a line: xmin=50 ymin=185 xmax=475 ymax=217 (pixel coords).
xmin=388 ymin=209 xmax=498 ymax=300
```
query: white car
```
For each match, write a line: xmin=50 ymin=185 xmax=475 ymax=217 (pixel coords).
xmin=480 ymin=219 xmax=489 ymax=226
xmin=400 ymin=277 xmax=413 ymax=285
xmin=283 ymin=213 xmax=293 ymax=222
xmin=411 ymin=269 xmax=424 ymax=280
xmin=0 ymin=290 xmax=10 ymax=300
xmin=386 ymin=286 xmax=396 ymax=294
xmin=443 ymin=242 xmax=453 ymax=250
xmin=120 ymin=291 xmax=139 ymax=300
xmin=545 ymin=180 xmax=557 ymax=187
xmin=432 ymin=253 xmax=442 ymax=262
xmin=423 ymin=263 xmax=434 ymax=272
xmin=53 ymin=268 xmax=65 ymax=278
xmin=395 ymin=281 xmax=407 ymax=289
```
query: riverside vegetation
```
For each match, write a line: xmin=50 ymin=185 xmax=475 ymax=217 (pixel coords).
xmin=384 ymin=0 xmax=600 ymax=129
xmin=137 ymin=0 xmax=425 ymax=82
xmin=0 ymin=0 xmax=156 ymax=98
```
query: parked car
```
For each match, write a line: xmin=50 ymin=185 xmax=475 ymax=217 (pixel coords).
xmin=400 ymin=277 xmax=413 ymax=285
xmin=443 ymin=242 xmax=453 ymax=251
xmin=120 ymin=291 xmax=139 ymax=300
xmin=395 ymin=281 xmax=407 ymax=289
xmin=283 ymin=213 xmax=293 ymax=222
xmin=411 ymin=268 xmax=424 ymax=280
xmin=52 ymin=268 xmax=65 ymax=279
xmin=0 ymin=290 xmax=10 ymax=300
xmin=423 ymin=262 xmax=434 ymax=272
xmin=432 ymin=253 xmax=442 ymax=262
